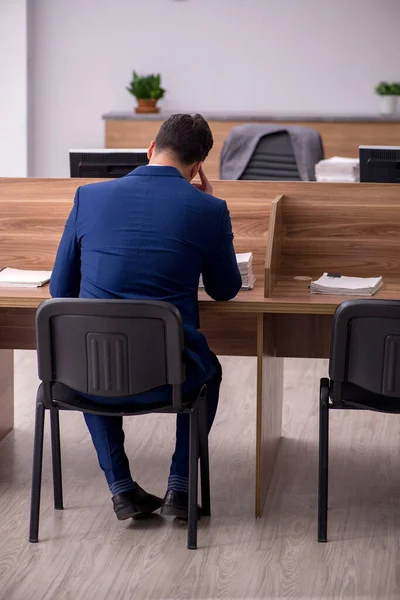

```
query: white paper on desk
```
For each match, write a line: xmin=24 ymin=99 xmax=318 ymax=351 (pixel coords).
xmin=0 ymin=267 xmax=52 ymax=287
xmin=236 ymin=252 xmax=252 ymax=264
xmin=310 ymin=273 xmax=382 ymax=296
xmin=315 ymin=156 xmax=360 ymax=183
xmin=318 ymin=157 xmax=359 ymax=165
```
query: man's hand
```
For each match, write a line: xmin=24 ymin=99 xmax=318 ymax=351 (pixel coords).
xmin=192 ymin=166 xmax=213 ymax=195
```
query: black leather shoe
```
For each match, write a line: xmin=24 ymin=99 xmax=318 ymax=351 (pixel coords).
xmin=160 ymin=490 xmax=202 ymax=520
xmin=112 ymin=484 xmax=163 ymax=521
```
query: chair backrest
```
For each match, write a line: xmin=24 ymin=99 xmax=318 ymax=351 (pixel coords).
xmin=239 ymin=132 xmax=301 ymax=181
xmin=36 ymin=299 xmax=185 ymax=400
xmin=329 ymin=300 xmax=400 ymax=399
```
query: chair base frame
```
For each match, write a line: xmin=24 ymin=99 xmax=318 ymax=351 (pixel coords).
xmin=29 ymin=391 xmax=210 ymax=550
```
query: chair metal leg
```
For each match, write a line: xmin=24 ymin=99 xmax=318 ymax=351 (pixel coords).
xmin=188 ymin=406 xmax=199 ymax=550
xmin=199 ymin=397 xmax=211 ymax=517
xmin=50 ymin=409 xmax=63 ymax=510
xmin=318 ymin=379 xmax=329 ymax=542
xmin=29 ymin=400 xmax=46 ymax=543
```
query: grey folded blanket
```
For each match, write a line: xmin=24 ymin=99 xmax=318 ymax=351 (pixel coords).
xmin=220 ymin=123 xmax=324 ymax=181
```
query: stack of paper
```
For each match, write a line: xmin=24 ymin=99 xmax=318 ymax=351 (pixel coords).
xmin=310 ymin=273 xmax=383 ymax=296
xmin=199 ymin=252 xmax=256 ymax=291
xmin=315 ymin=157 xmax=360 ymax=183
xmin=0 ymin=267 xmax=52 ymax=288
xmin=235 ymin=252 xmax=256 ymax=290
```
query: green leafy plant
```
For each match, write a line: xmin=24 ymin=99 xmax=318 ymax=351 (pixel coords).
xmin=390 ymin=82 xmax=400 ymax=96
xmin=375 ymin=81 xmax=400 ymax=96
xmin=126 ymin=72 xmax=166 ymax=101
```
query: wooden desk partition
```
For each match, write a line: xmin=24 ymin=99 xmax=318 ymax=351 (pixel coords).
xmin=265 ymin=195 xmax=284 ymax=297
xmin=2 ymin=178 xmax=400 ymax=518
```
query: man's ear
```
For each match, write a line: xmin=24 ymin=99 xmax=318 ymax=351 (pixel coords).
xmin=189 ymin=161 xmax=202 ymax=181
xmin=147 ymin=141 xmax=156 ymax=160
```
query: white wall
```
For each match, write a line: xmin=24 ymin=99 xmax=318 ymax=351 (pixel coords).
xmin=0 ymin=0 xmax=27 ymax=176
xmin=29 ymin=0 xmax=400 ymax=177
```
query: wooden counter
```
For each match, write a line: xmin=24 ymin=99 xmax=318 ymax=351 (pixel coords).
xmin=2 ymin=178 xmax=400 ymax=517
xmin=103 ymin=112 xmax=400 ymax=180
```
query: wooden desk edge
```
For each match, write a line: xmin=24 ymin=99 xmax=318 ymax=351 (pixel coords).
xmin=0 ymin=295 xmax=342 ymax=315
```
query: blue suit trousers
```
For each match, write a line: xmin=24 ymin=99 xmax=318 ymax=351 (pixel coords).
xmin=83 ymin=356 xmax=222 ymax=489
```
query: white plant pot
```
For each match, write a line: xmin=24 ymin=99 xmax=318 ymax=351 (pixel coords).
xmin=379 ymin=95 xmax=397 ymax=115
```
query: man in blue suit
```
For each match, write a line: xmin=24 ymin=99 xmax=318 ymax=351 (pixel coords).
xmin=50 ymin=114 xmax=242 ymax=520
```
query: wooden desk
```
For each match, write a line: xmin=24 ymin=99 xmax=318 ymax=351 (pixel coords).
xmin=2 ymin=178 xmax=400 ymax=517
xmin=0 ymin=178 xmax=275 ymax=515
xmin=264 ymin=182 xmax=400 ymax=358
xmin=103 ymin=112 xmax=400 ymax=180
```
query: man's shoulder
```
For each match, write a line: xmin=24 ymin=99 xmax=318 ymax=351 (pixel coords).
xmin=190 ymin=187 xmax=227 ymax=213
xmin=77 ymin=178 xmax=119 ymax=196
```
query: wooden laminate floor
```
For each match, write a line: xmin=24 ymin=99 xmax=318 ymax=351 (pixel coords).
xmin=1 ymin=354 xmax=400 ymax=600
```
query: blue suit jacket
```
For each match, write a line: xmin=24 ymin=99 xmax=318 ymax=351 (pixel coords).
xmin=50 ymin=166 xmax=242 ymax=389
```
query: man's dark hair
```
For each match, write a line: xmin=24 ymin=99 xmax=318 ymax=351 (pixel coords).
xmin=154 ymin=113 xmax=213 ymax=165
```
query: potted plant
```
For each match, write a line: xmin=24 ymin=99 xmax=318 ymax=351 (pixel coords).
xmin=375 ymin=81 xmax=400 ymax=115
xmin=126 ymin=72 xmax=166 ymax=114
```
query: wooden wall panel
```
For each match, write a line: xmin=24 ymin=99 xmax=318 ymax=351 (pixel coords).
xmin=0 ymin=305 xmax=259 ymax=356
xmin=0 ymin=180 xmax=77 ymax=270
xmin=200 ymin=311 xmax=258 ymax=357
xmin=204 ymin=181 xmax=272 ymax=283
xmin=0 ymin=179 xmax=272 ymax=288
xmin=105 ymin=119 xmax=162 ymax=151
xmin=275 ymin=314 xmax=333 ymax=358
xmin=0 ymin=308 xmax=36 ymax=350
xmin=280 ymin=191 xmax=400 ymax=278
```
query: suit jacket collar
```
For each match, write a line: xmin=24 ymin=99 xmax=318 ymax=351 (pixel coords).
xmin=127 ymin=165 xmax=184 ymax=178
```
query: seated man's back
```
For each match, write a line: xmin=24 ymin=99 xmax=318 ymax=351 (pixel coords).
xmin=50 ymin=113 xmax=241 ymax=520
xmin=51 ymin=164 xmax=241 ymax=384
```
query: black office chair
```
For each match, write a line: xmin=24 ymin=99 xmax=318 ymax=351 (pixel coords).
xmin=239 ymin=132 xmax=301 ymax=181
xmin=29 ymin=298 xmax=210 ymax=550
xmin=318 ymin=299 xmax=400 ymax=542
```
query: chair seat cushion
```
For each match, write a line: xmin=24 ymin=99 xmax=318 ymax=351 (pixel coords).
xmin=331 ymin=381 xmax=400 ymax=413
xmin=38 ymin=382 xmax=200 ymax=416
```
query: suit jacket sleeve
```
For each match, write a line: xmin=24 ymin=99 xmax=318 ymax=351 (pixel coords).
xmin=202 ymin=200 xmax=242 ymax=301
xmin=50 ymin=188 xmax=81 ymax=298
